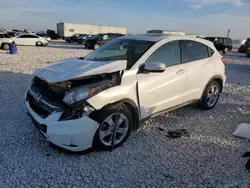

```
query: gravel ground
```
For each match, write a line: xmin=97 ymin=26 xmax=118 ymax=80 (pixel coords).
xmin=0 ymin=43 xmax=250 ymax=188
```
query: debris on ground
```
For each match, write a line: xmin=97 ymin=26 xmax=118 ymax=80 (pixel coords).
xmin=158 ymin=127 xmax=164 ymax=132
xmin=166 ymin=129 xmax=189 ymax=139
xmin=233 ymin=123 xmax=250 ymax=140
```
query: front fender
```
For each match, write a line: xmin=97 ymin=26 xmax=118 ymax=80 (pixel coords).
xmin=87 ymin=70 xmax=139 ymax=111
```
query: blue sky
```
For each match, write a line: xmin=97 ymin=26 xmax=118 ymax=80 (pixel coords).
xmin=1 ymin=0 xmax=250 ymax=39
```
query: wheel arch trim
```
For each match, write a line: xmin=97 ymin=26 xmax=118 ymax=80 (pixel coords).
xmin=90 ymin=98 xmax=140 ymax=130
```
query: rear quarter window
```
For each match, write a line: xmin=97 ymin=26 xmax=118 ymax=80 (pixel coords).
xmin=182 ymin=40 xmax=209 ymax=63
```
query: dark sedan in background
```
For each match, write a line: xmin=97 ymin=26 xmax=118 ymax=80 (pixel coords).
xmin=76 ymin=34 xmax=95 ymax=44
xmin=65 ymin=34 xmax=86 ymax=43
xmin=84 ymin=33 xmax=125 ymax=49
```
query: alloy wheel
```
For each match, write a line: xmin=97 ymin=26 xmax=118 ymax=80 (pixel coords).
xmin=206 ymin=85 xmax=219 ymax=107
xmin=99 ymin=113 xmax=129 ymax=146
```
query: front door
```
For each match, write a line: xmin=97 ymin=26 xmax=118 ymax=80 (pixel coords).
xmin=137 ymin=40 xmax=187 ymax=119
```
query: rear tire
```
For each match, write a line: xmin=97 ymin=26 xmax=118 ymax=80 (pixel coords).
xmin=199 ymin=81 xmax=221 ymax=110
xmin=93 ymin=105 xmax=133 ymax=150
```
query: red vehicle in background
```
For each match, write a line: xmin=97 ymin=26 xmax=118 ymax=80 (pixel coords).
xmin=238 ymin=38 xmax=250 ymax=53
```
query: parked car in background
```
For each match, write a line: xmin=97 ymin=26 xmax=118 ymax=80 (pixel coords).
xmin=25 ymin=34 xmax=226 ymax=152
xmin=245 ymin=38 xmax=250 ymax=44
xmin=65 ymin=34 xmax=86 ymax=43
xmin=232 ymin=39 xmax=246 ymax=49
xmin=246 ymin=48 xmax=250 ymax=57
xmin=12 ymin=34 xmax=48 ymax=46
xmin=77 ymin=35 xmax=95 ymax=44
xmin=77 ymin=34 xmax=95 ymax=44
xmin=76 ymin=35 xmax=87 ymax=44
xmin=36 ymin=33 xmax=52 ymax=42
xmin=84 ymin=33 xmax=125 ymax=49
xmin=0 ymin=32 xmax=13 ymax=50
xmin=238 ymin=43 xmax=249 ymax=53
xmin=12 ymin=29 xmax=24 ymax=35
xmin=7 ymin=31 xmax=18 ymax=37
xmin=205 ymin=37 xmax=232 ymax=54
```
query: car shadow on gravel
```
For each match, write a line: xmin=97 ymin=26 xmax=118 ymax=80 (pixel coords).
xmin=47 ymin=42 xmax=88 ymax=50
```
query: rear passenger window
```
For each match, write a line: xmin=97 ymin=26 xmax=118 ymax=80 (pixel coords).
xmin=145 ymin=40 xmax=181 ymax=67
xmin=182 ymin=40 xmax=209 ymax=62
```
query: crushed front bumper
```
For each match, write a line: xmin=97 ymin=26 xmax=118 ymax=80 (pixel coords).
xmin=26 ymin=101 xmax=99 ymax=152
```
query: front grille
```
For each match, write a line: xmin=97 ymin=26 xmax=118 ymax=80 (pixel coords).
xmin=27 ymin=93 xmax=52 ymax=118
xmin=33 ymin=77 xmax=65 ymax=100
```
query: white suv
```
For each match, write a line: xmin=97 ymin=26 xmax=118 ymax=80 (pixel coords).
xmin=0 ymin=32 xmax=13 ymax=50
xmin=25 ymin=34 xmax=226 ymax=152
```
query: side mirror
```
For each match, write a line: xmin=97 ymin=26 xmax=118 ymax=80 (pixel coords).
xmin=143 ymin=62 xmax=166 ymax=73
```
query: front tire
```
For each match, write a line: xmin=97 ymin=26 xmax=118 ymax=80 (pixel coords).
xmin=199 ymin=81 xmax=221 ymax=110
xmin=93 ymin=105 xmax=133 ymax=150
xmin=36 ymin=41 xmax=43 ymax=46
xmin=94 ymin=43 xmax=100 ymax=50
xmin=2 ymin=43 xmax=9 ymax=50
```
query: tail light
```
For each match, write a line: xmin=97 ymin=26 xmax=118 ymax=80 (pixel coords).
xmin=221 ymin=57 xmax=226 ymax=64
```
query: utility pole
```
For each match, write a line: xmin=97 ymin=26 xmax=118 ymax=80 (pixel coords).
xmin=227 ymin=29 xmax=231 ymax=38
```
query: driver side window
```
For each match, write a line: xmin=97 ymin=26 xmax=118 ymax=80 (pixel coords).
xmin=145 ymin=40 xmax=181 ymax=67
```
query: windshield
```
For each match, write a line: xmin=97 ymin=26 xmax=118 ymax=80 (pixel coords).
xmin=84 ymin=39 xmax=155 ymax=69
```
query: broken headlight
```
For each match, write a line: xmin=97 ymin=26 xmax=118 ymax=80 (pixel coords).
xmin=62 ymin=81 xmax=109 ymax=105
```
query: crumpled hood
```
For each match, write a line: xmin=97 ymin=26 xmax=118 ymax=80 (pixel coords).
xmin=34 ymin=58 xmax=127 ymax=83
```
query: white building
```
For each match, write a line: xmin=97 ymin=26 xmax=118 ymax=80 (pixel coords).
xmin=57 ymin=22 xmax=127 ymax=37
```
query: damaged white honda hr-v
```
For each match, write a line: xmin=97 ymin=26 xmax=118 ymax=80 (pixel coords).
xmin=25 ymin=34 xmax=226 ymax=152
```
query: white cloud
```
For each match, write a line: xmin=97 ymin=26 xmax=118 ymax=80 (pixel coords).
xmin=186 ymin=0 xmax=243 ymax=9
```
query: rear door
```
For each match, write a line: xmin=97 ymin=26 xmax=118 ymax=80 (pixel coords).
xmin=181 ymin=40 xmax=213 ymax=102
xmin=137 ymin=40 xmax=187 ymax=119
